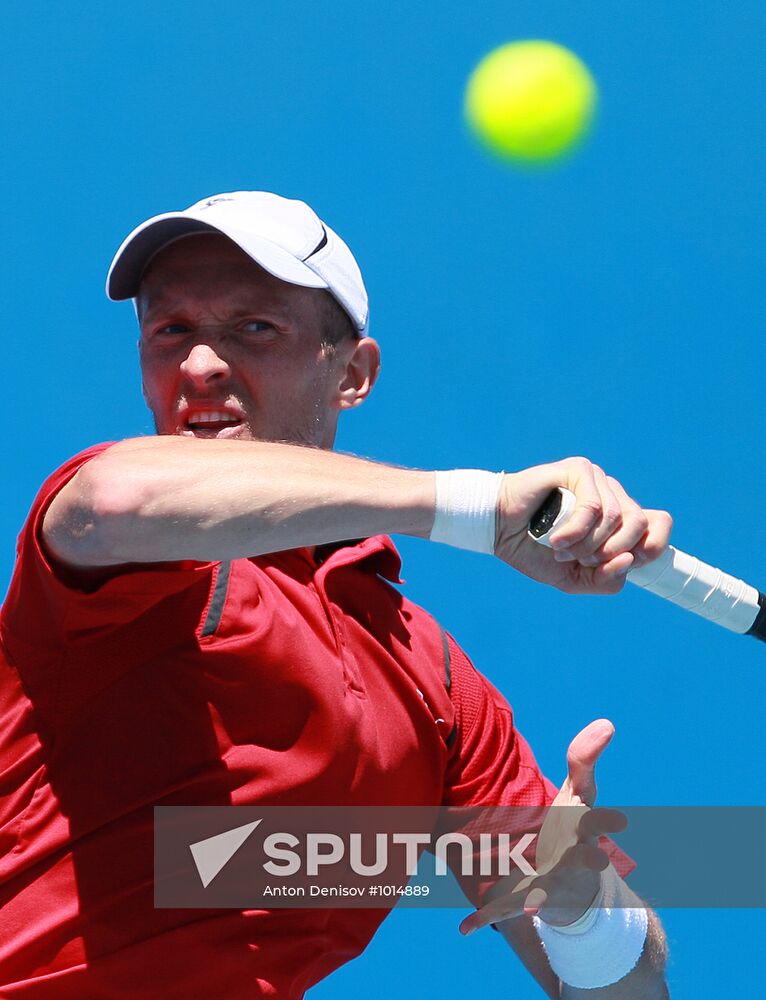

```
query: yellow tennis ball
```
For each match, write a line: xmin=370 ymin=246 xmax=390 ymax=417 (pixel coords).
xmin=465 ymin=40 xmax=597 ymax=164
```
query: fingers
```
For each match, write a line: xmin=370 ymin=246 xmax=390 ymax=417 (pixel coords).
xmin=523 ymin=885 xmax=548 ymax=915
xmin=566 ymin=719 xmax=615 ymax=806
xmin=522 ymin=846 xmax=608 ymax=919
xmin=458 ymin=889 xmax=527 ymax=935
xmin=458 ymin=843 xmax=611 ymax=933
xmin=574 ymin=467 xmax=627 ymax=557
xmin=581 ymin=506 xmax=672 ymax=589
xmin=535 ymin=459 xmax=670 ymax=573
xmin=633 ymin=508 xmax=674 ymax=566
xmin=545 ymin=458 xmax=604 ymax=552
xmin=550 ymin=465 xmax=646 ymax=561
xmin=584 ymin=475 xmax=649 ymax=563
xmin=550 ymin=555 xmax=634 ymax=596
xmin=588 ymin=552 xmax=635 ymax=588
xmin=562 ymin=841 xmax=611 ymax=871
xmin=495 ymin=455 xmax=672 ymax=597
xmin=577 ymin=807 xmax=628 ymax=841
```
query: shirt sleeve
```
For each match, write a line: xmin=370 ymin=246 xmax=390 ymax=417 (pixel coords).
xmin=0 ymin=441 xmax=217 ymax=650
xmin=441 ymin=632 xmax=635 ymax=906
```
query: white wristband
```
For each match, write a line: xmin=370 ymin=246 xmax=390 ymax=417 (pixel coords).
xmin=429 ymin=470 xmax=505 ymax=554
xmin=532 ymin=865 xmax=648 ymax=990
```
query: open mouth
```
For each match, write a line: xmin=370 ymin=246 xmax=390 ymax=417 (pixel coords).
xmin=182 ymin=411 xmax=245 ymax=438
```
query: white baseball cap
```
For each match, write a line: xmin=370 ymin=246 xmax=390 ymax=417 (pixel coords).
xmin=106 ymin=191 xmax=369 ymax=335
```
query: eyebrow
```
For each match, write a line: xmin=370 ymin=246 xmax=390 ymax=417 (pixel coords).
xmin=138 ymin=296 xmax=288 ymax=326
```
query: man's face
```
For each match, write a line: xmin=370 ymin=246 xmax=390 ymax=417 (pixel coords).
xmin=137 ymin=233 xmax=371 ymax=448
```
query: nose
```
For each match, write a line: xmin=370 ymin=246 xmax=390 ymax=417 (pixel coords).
xmin=179 ymin=342 xmax=232 ymax=388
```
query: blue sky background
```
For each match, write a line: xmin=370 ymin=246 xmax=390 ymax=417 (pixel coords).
xmin=2 ymin=0 xmax=764 ymax=995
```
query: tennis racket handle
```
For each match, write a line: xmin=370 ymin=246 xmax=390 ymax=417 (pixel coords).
xmin=628 ymin=546 xmax=761 ymax=634
xmin=528 ymin=487 xmax=766 ymax=638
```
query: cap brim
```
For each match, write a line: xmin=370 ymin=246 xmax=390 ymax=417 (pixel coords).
xmin=106 ymin=211 xmax=330 ymax=300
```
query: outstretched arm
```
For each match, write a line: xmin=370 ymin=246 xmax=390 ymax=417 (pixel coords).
xmin=43 ymin=436 xmax=670 ymax=591
xmin=459 ymin=720 xmax=670 ymax=997
xmin=43 ymin=435 xmax=435 ymax=566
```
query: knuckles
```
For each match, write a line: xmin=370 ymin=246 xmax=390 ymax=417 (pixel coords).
xmin=657 ymin=510 xmax=674 ymax=532
xmin=557 ymin=458 xmax=662 ymax=538
xmin=627 ymin=510 xmax=650 ymax=537
xmin=523 ymin=458 xmax=674 ymax=596
xmin=578 ymin=497 xmax=604 ymax=519
xmin=600 ymin=504 xmax=623 ymax=528
xmin=640 ymin=510 xmax=673 ymax=558
xmin=559 ymin=456 xmax=594 ymax=478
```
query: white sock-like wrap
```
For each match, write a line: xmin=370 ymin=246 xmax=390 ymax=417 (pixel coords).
xmin=532 ymin=865 xmax=649 ymax=990
xmin=429 ymin=470 xmax=505 ymax=555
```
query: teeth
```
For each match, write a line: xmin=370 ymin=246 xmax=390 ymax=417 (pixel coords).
xmin=186 ymin=411 xmax=240 ymax=425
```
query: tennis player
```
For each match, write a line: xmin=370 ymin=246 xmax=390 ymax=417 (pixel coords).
xmin=0 ymin=192 xmax=671 ymax=998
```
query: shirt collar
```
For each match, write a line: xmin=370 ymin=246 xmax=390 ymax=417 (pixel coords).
xmin=302 ymin=535 xmax=404 ymax=584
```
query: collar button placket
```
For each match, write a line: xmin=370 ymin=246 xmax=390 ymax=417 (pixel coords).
xmin=313 ymin=564 xmax=366 ymax=699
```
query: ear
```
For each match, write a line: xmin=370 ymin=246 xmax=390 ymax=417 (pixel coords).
xmin=336 ymin=337 xmax=381 ymax=410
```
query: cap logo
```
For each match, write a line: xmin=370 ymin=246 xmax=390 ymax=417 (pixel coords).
xmin=201 ymin=197 xmax=234 ymax=210
xmin=302 ymin=226 xmax=328 ymax=261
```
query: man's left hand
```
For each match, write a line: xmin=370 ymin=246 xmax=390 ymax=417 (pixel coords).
xmin=459 ymin=719 xmax=626 ymax=936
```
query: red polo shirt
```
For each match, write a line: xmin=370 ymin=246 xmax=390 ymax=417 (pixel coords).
xmin=0 ymin=443 xmax=628 ymax=998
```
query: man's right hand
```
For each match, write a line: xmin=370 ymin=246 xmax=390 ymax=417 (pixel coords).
xmin=493 ymin=457 xmax=673 ymax=594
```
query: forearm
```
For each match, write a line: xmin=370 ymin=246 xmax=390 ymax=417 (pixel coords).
xmin=45 ymin=436 xmax=437 ymax=565
xmin=501 ymin=871 xmax=669 ymax=999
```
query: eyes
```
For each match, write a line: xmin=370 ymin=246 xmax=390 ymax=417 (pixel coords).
xmin=153 ymin=323 xmax=189 ymax=337
xmin=146 ymin=319 xmax=276 ymax=340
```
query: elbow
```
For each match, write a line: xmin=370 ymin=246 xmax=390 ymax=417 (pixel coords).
xmin=85 ymin=451 xmax=149 ymax=523
xmin=43 ymin=455 xmax=147 ymax=567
